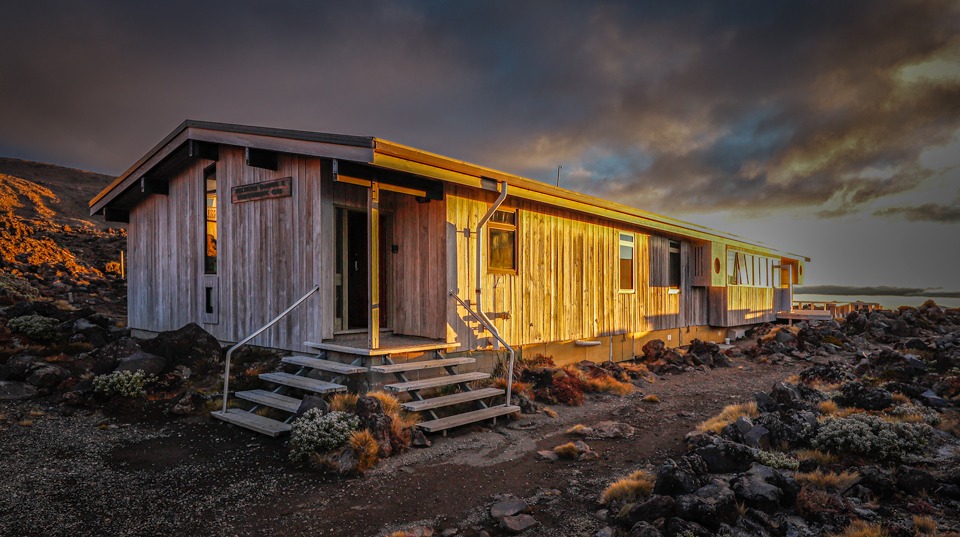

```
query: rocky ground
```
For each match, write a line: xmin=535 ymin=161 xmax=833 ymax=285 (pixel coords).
xmin=2 ymin=300 xmax=958 ymax=537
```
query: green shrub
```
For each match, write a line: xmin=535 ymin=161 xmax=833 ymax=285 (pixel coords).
xmin=93 ymin=369 xmax=156 ymax=397
xmin=0 ymin=273 xmax=39 ymax=301
xmin=7 ymin=315 xmax=60 ymax=342
xmin=813 ymin=414 xmax=933 ymax=462
xmin=288 ymin=409 xmax=360 ymax=462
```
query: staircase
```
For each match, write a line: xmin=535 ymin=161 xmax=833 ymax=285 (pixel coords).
xmin=211 ymin=349 xmax=366 ymax=437
xmin=374 ymin=350 xmax=521 ymax=433
xmin=213 ymin=342 xmax=520 ymax=436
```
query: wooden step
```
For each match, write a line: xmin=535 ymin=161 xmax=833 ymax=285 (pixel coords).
xmin=259 ymin=372 xmax=347 ymax=394
xmin=384 ymin=372 xmax=490 ymax=392
xmin=304 ymin=340 xmax=460 ymax=356
xmin=282 ymin=355 xmax=368 ymax=375
xmin=401 ymin=388 xmax=505 ymax=412
xmin=418 ymin=405 xmax=522 ymax=433
xmin=370 ymin=357 xmax=475 ymax=374
xmin=235 ymin=389 xmax=302 ymax=413
xmin=212 ymin=408 xmax=292 ymax=437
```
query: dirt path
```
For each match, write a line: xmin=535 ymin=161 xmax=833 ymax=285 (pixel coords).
xmin=0 ymin=357 xmax=807 ymax=537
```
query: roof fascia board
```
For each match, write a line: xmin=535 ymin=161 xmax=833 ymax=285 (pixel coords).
xmin=373 ymin=142 xmax=808 ymax=261
xmin=90 ymin=123 xmax=376 ymax=216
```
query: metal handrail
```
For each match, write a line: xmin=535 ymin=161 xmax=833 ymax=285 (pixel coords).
xmin=450 ymin=291 xmax=517 ymax=407
xmin=220 ymin=285 xmax=320 ymax=413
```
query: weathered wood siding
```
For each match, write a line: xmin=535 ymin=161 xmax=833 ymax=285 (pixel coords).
xmin=446 ymin=186 xmax=707 ymax=350
xmin=128 ymin=146 xmax=325 ymax=351
xmin=708 ymin=286 xmax=777 ymax=327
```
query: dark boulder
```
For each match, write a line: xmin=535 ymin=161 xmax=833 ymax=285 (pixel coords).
xmin=114 ymin=350 xmax=167 ymax=376
xmin=627 ymin=521 xmax=662 ymax=537
xmin=642 ymin=339 xmax=666 ymax=361
xmin=770 ymin=382 xmax=804 ymax=409
xmin=140 ymin=323 xmax=222 ymax=374
xmin=5 ymin=354 xmax=41 ymax=380
xmin=84 ymin=337 xmax=142 ymax=375
xmin=694 ymin=439 xmax=756 ymax=474
xmin=621 ymin=495 xmax=675 ymax=526
xmin=834 ymin=381 xmax=893 ymax=411
xmin=664 ymin=517 xmax=711 ymax=537
xmin=26 ymin=363 xmax=70 ymax=389
xmin=857 ymin=466 xmax=894 ymax=499
xmin=654 ymin=455 xmax=708 ymax=496
xmin=0 ymin=380 xmax=38 ymax=400
xmin=674 ymin=480 xmax=738 ymax=529
xmin=897 ymin=466 xmax=937 ymax=496
xmin=919 ymin=389 xmax=948 ymax=409
xmin=355 ymin=395 xmax=394 ymax=458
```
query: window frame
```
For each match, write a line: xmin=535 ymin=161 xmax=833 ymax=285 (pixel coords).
xmin=668 ymin=240 xmax=681 ymax=289
xmin=618 ymin=231 xmax=636 ymax=293
xmin=203 ymin=164 xmax=218 ymax=276
xmin=487 ymin=208 xmax=518 ymax=274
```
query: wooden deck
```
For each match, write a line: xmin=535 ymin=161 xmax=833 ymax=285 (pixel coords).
xmin=776 ymin=310 xmax=833 ymax=321
xmin=305 ymin=333 xmax=458 ymax=356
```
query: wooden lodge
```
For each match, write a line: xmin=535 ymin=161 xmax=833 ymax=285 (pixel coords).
xmin=90 ymin=120 xmax=810 ymax=435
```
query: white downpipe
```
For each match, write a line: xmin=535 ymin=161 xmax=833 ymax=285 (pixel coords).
xmin=473 ymin=181 xmax=517 ymax=406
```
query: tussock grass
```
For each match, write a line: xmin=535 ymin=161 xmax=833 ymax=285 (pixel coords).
xmin=828 ymin=520 xmax=889 ymax=537
xmin=492 ymin=377 xmax=534 ymax=398
xmin=794 ymin=469 xmax=860 ymax=491
xmin=620 ymin=362 xmax=650 ymax=375
xmin=328 ymin=393 xmax=359 ymax=413
xmin=567 ymin=424 xmax=589 ymax=435
xmin=583 ymin=375 xmax=634 ymax=396
xmin=543 ymin=407 xmax=558 ymax=418
xmin=818 ymin=400 xmax=840 ymax=416
xmin=553 ymin=442 xmax=580 ymax=459
xmin=18 ymin=420 xmax=33 ymax=427
xmin=350 ymin=429 xmax=380 ymax=473
xmin=641 ymin=394 xmax=660 ymax=404
xmin=600 ymin=469 xmax=655 ymax=504
xmin=366 ymin=391 xmax=401 ymax=416
xmin=696 ymin=401 xmax=759 ymax=434
xmin=793 ymin=449 xmax=839 ymax=466
xmin=891 ymin=392 xmax=912 ymax=405
xmin=912 ymin=515 xmax=938 ymax=535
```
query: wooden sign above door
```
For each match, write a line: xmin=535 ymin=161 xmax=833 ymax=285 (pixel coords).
xmin=231 ymin=177 xmax=292 ymax=204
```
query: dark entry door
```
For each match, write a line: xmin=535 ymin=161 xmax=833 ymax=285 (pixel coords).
xmin=346 ymin=210 xmax=368 ymax=329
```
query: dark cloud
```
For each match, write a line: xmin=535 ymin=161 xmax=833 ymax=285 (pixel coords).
xmin=795 ymin=285 xmax=960 ymax=298
xmin=0 ymin=0 xmax=958 ymax=220
xmin=874 ymin=203 xmax=960 ymax=223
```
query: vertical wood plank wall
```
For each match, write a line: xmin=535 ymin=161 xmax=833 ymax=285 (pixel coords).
xmin=446 ymin=186 xmax=709 ymax=349
xmin=128 ymin=147 xmax=325 ymax=351
xmin=708 ymin=286 xmax=777 ymax=326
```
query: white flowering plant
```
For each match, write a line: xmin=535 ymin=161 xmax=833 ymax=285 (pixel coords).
xmin=288 ymin=409 xmax=360 ymax=462
xmin=812 ymin=413 xmax=933 ymax=462
xmin=93 ymin=369 xmax=157 ymax=397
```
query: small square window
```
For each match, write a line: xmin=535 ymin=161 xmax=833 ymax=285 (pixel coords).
xmin=488 ymin=209 xmax=518 ymax=273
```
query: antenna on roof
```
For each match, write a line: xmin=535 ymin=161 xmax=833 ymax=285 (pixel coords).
xmin=556 ymin=165 xmax=562 ymax=187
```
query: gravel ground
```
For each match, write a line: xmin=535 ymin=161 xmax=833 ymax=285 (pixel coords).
xmin=0 ymin=356 xmax=808 ymax=537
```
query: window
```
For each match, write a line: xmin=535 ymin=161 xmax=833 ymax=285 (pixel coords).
xmin=668 ymin=240 xmax=681 ymax=288
xmin=204 ymin=165 xmax=218 ymax=275
xmin=619 ymin=232 xmax=635 ymax=292
xmin=488 ymin=209 xmax=517 ymax=273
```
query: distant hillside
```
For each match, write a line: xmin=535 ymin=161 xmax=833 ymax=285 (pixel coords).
xmin=0 ymin=157 xmax=116 ymax=229
xmin=0 ymin=157 xmax=125 ymax=313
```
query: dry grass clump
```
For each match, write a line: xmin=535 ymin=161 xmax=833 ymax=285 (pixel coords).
xmin=543 ymin=407 xmax=558 ymax=418
xmin=696 ymin=401 xmax=759 ymax=434
xmin=553 ymin=442 xmax=581 ymax=459
xmin=328 ymin=393 xmax=359 ymax=412
xmin=828 ymin=520 xmax=889 ymax=537
xmin=912 ymin=515 xmax=938 ymax=535
xmin=600 ymin=469 xmax=655 ymax=504
xmin=567 ymin=424 xmax=589 ymax=435
xmin=793 ymin=449 xmax=839 ymax=466
xmin=938 ymin=413 xmax=960 ymax=437
xmin=641 ymin=394 xmax=660 ymax=404
xmin=18 ymin=419 xmax=33 ymax=427
xmin=794 ymin=469 xmax=860 ymax=491
xmin=582 ymin=374 xmax=634 ymax=396
xmin=491 ymin=377 xmax=534 ymax=399
xmin=620 ymin=362 xmax=650 ymax=376
xmin=366 ymin=390 xmax=402 ymax=416
xmin=819 ymin=400 xmax=840 ymax=416
xmin=349 ymin=429 xmax=380 ymax=473
xmin=892 ymin=392 xmax=912 ymax=405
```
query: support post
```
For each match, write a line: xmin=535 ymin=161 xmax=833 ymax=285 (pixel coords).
xmin=368 ymin=182 xmax=380 ymax=350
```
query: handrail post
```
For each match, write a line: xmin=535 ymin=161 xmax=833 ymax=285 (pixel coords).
xmin=221 ymin=285 xmax=320 ymax=413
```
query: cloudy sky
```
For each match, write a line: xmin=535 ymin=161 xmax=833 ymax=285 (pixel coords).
xmin=1 ymin=1 xmax=958 ymax=298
